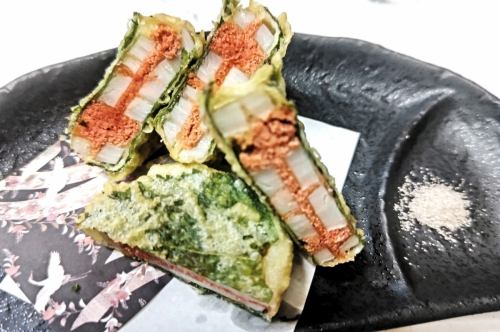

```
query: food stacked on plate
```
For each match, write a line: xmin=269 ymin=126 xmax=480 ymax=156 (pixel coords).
xmin=68 ymin=0 xmax=364 ymax=320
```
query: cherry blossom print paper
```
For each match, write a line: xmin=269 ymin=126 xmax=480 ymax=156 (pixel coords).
xmin=0 ymin=140 xmax=170 ymax=332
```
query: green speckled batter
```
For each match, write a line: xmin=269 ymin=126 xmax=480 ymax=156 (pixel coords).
xmin=78 ymin=163 xmax=291 ymax=303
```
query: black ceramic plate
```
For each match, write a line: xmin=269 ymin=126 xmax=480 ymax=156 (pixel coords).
xmin=1 ymin=34 xmax=499 ymax=331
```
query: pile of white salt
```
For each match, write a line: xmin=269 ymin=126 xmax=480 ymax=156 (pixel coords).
xmin=395 ymin=169 xmax=471 ymax=242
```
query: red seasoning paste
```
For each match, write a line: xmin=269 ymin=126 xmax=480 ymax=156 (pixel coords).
xmin=177 ymin=105 xmax=204 ymax=149
xmin=74 ymin=102 xmax=139 ymax=151
xmin=238 ymin=106 xmax=352 ymax=257
xmin=210 ymin=21 xmax=265 ymax=86
xmin=74 ymin=25 xmax=181 ymax=153
xmin=187 ymin=72 xmax=205 ymax=90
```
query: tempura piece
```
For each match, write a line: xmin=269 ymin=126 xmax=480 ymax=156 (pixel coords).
xmin=203 ymin=66 xmax=364 ymax=267
xmin=68 ymin=13 xmax=204 ymax=178
xmin=78 ymin=163 xmax=293 ymax=319
xmin=154 ymin=0 xmax=291 ymax=163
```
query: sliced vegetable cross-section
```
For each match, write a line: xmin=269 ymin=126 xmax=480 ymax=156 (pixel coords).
xmin=68 ymin=13 xmax=204 ymax=178
xmin=203 ymin=65 xmax=364 ymax=267
xmin=154 ymin=0 xmax=292 ymax=164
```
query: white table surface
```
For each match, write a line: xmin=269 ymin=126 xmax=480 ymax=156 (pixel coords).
xmin=0 ymin=0 xmax=499 ymax=330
